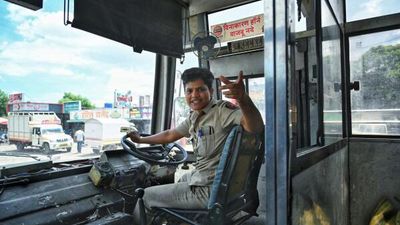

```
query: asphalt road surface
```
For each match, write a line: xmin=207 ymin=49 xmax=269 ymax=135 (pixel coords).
xmin=0 ymin=142 xmax=99 ymax=167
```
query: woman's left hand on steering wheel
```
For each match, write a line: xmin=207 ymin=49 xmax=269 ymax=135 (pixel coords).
xmin=127 ymin=131 xmax=141 ymax=143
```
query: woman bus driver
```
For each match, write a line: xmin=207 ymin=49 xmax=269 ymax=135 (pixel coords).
xmin=128 ymin=67 xmax=263 ymax=223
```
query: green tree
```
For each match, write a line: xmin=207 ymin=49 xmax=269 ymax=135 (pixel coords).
xmin=352 ymin=44 xmax=400 ymax=109
xmin=0 ymin=90 xmax=8 ymax=117
xmin=58 ymin=92 xmax=96 ymax=109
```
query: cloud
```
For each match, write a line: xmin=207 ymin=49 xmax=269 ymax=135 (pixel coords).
xmin=5 ymin=4 xmax=37 ymax=23
xmin=0 ymin=3 xmax=157 ymax=106
xmin=360 ymin=0 xmax=383 ymax=16
xmin=1 ymin=6 xmax=107 ymax=76
xmin=93 ymin=68 xmax=155 ymax=107
xmin=350 ymin=0 xmax=383 ymax=21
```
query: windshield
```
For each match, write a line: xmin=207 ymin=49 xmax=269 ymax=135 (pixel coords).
xmin=42 ymin=128 xmax=63 ymax=134
xmin=0 ymin=2 xmax=156 ymax=166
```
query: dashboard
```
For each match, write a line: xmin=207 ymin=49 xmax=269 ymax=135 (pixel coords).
xmin=0 ymin=149 xmax=178 ymax=225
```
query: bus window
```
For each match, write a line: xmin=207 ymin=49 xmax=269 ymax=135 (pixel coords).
xmin=171 ymin=53 xmax=199 ymax=151
xmin=0 ymin=1 xmax=156 ymax=164
xmin=290 ymin=0 xmax=320 ymax=148
xmin=248 ymin=77 xmax=265 ymax=123
xmin=346 ymin=0 xmax=400 ymax=22
xmin=216 ymin=75 xmax=265 ymax=123
xmin=291 ymin=0 xmax=345 ymax=149
xmin=217 ymin=77 xmax=247 ymax=104
xmin=322 ymin=0 xmax=343 ymax=144
xmin=349 ymin=29 xmax=400 ymax=136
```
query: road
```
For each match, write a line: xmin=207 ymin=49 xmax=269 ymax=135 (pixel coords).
xmin=0 ymin=142 xmax=99 ymax=167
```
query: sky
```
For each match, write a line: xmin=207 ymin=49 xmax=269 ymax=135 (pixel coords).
xmin=0 ymin=0 xmax=263 ymax=108
xmin=346 ymin=0 xmax=400 ymax=60
xmin=0 ymin=0 xmax=399 ymax=107
xmin=0 ymin=0 xmax=156 ymax=107
xmin=346 ymin=0 xmax=399 ymax=22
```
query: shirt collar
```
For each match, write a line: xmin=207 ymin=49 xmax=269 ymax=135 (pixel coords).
xmin=202 ymin=98 xmax=217 ymax=114
xmin=190 ymin=98 xmax=217 ymax=119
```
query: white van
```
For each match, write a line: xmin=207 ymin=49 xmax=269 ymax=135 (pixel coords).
xmin=84 ymin=118 xmax=133 ymax=154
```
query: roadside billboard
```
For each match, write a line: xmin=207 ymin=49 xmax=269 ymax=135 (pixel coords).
xmin=8 ymin=102 xmax=63 ymax=113
xmin=64 ymin=101 xmax=82 ymax=113
xmin=8 ymin=93 xmax=23 ymax=104
xmin=69 ymin=108 xmax=130 ymax=122
xmin=114 ymin=90 xmax=133 ymax=108
xmin=12 ymin=102 xmax=49 ymax=111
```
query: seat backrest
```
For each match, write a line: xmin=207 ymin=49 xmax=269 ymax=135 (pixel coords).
xmin=207 ymin=125 xmax=264 ymax=223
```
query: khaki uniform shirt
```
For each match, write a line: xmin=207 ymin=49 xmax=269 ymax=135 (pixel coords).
xmin=175 ymin=99 xmax=242 ymax=186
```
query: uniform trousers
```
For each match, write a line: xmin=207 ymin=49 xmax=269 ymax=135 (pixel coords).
xmin=133 ymin=173 xmax=210 ymax=224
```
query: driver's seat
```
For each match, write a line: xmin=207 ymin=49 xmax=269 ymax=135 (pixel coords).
xmin=143 ymin=125 xmax=264 ymax=225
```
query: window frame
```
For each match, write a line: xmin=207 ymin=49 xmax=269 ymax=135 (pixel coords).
xmin=289 ymin=0 xmax=348 ymax=175
xmin=344 ymin=13 xmax=400 ymax=138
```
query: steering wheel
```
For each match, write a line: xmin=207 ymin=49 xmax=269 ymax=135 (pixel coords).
xmin=121 ymin=135 xmax=188 ymax=165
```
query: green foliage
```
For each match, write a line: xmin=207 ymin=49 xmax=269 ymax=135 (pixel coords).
xmin=363 ymin=45 xmax=400 ymax=78
xmin=58 ymin=92 xmax=95 ymax=109
xmin=352 ymin=44 xmax=400 ymax=109
xmin=0 ymin=90 xmax=8 ymax=117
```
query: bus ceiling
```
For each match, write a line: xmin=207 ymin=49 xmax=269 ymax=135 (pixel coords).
xmin=4 ymin=0 xmax=43 ymax=10
xmin=71 ymin=0 xmax=185 ymax=58
xmin=5 ymin=0 xmax=258 ymax=15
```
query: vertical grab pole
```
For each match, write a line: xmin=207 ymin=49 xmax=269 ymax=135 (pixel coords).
xmin=264 ymin=0 xmax=289 ymax=224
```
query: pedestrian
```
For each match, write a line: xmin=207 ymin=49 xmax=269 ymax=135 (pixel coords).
xmin=74 ymin=129 xmax=85 ymax=153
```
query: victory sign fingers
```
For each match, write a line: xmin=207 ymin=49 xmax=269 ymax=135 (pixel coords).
xmin=219 ymin=71 xmax=245 ymax=101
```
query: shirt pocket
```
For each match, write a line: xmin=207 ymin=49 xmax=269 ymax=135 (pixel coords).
xmin=197 ymin=126 xmax=215 ymax=158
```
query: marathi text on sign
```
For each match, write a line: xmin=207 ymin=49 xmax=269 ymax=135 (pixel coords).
xmin=211 ymin=14 xmax=264 ymax=43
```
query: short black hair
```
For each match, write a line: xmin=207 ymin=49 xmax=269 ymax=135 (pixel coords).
xmin=181 ymin=67 xmax=214 ymax=89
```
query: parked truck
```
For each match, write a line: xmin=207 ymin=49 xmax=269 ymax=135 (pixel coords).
xmin=84 ymin=118 xmax=133 ymax=154
xmin=8 ymin=112 xmax=73 ymax=153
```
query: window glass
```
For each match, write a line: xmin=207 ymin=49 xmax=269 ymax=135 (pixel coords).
xmin=349 ymin=29 xmax=400 ymax=135
xmin=171 ymin=54 xmax=199 ymax=151
xmin=322 ymin=0 xmax=337 ymax=27
xmin=0 ymin=2 xmax=156 ymax=165
xmin=307 ymin=37 xmax=320 ymax=146
xmin=322 ymin=0 xmax=343 ymax=143
xmin=248 ymin=77 xmax=265 ymax=123
xmin=289 ymin=0 xmax=323 ymax=148
xmin=327 ymin=0 xmax=344 ymax=24
xmin=290 ymin=0 xmax=324 ymax=148
xmin=293 ymin=3 xmax=306 ymax=32
xmin=217 ymin=76 xmax=247 ymax=105
xmin=218 ymin=76 xmax=264 ymax=122
xmin=346 ymin=0 xmax=400 ymax=22
xmin=291 ymin=0 xmax=311 ymax=32
xmin=208 ymin=1 xmax=263 ymax=25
